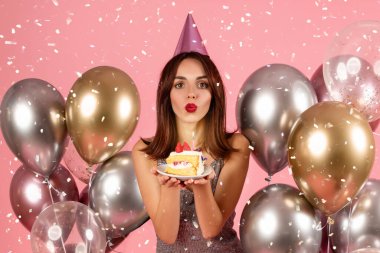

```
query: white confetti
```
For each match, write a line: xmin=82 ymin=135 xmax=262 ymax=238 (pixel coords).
xmin=5 ymin=41 xmax=17 ymax=45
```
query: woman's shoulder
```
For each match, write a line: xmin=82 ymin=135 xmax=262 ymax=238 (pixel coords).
xmin=132 ymin=138 xmax=152 ymax=153
xmin=228 ymin=132 xmax=249 ymax=148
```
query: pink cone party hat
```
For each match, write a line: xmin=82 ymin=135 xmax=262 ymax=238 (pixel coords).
xmin=173 ymin=13 xmax=208 ymax=56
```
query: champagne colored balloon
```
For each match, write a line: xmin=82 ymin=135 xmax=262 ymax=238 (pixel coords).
xmin=89 ymin=151 xmax=149 ymax=239
xmin=66 ymin=66 xmax=140 ymax=165
xmin=240 ymin=184 xmax=322 ymax=253
xmin=236 ymin=64 xmax=317 ymax=176
xmin=9 ymin=164 xmax=79 ymax=231
xmin=31 ymin=201 xmax=107 ymax=253
xmin=288 ymin=101 xmax=375 ymax=215
xmin=323 ymin=20 xmax=380 ymax=122
xmin=311 ymin=64 xmax=380 ymax=131
xmin=0 ymin=78 xmax=68 ymax=177
xmin=330 ymin=179 xmax=380 ymax=253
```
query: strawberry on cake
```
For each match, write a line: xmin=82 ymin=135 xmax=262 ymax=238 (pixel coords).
xmin=165 ymin=142 xmax=204 ymax=176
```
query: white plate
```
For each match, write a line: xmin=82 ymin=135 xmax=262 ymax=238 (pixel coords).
xmin=157 ymin=164 xmax=213 ymax=181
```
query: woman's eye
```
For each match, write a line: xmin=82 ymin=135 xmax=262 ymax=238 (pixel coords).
xmin=198 ymin=82 xmax=209 ymax=89
xmin=174 ymin=82 xmax=184 ymax=88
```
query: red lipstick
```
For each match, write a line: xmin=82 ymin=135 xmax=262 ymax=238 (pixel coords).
xmin=185 ymin=103 xmax=197 ymax=113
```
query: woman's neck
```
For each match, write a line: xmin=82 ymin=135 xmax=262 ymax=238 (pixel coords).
xmin=176 ymin=121 xmax=205 ymax=150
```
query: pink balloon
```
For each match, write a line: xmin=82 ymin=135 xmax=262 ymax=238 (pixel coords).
xmin=78 ymin=185 xmax=89 ymax=205
xmin=311 ymin=64 xmax=380 ymax=131
xmin=63 ymin=139 xmax=93 ymax=184
xmin=9 ymin=164 xmax=79 ymax=231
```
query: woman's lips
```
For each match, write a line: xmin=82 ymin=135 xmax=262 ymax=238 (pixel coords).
xmin=185 ymin=103 xmax=197 ymax=113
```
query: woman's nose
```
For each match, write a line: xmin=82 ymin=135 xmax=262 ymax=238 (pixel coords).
xmin=187 ymin=94 xmax=196 ymax=99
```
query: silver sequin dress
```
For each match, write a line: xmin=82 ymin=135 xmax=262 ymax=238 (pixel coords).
xmin=156 ymin=159 xmax=243 ymax=253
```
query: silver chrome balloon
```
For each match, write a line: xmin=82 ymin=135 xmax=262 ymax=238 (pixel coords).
xmin=240 ymin=184 xmax=322 ymax=253
xmin=0 ymin=78 xmax=68 ymax=177
xmin=89 ymin=151 xmax=149 ymax=239
xmin=236 ymin=64 xmax=317 ymax=176
xmin=330 ymin=179 xmax=380 ymax=253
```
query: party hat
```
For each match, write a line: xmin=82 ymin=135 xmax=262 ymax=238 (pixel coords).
xmin=173 ymin=13 xmax=208 ymax=56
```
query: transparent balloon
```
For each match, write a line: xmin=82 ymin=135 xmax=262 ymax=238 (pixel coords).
xmin=311 ymin=64 xmax=380 ymax=131
xmin=323 ymin=20 xmax=380 ymax=122
xmin=31 ymin=201 xmax=107 ymax=253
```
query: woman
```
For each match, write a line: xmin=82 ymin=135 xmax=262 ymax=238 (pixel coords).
xmin=132 ymin=51 xmax=249 ymax=252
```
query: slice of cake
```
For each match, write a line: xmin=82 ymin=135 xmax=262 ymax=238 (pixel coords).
xmin=165 ymin=142 xmax=204 ymax=176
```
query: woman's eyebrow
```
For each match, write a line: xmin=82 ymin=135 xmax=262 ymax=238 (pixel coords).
xmin=196 ymin=75 xmax=207 ymax=80
xmin=174 ymin=76 xmax=207 ymax=80
xmin=174 ymin=75 xmax=207 ymax=80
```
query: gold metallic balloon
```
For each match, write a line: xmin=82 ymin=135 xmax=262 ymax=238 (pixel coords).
xmin=66 ymin=66 xmax=140 ymax=165
xmin=288 ymin=101 xmax=375 ymax=216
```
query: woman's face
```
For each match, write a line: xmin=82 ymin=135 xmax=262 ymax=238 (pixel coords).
xmin=170 ymin=58 xmax=212 ymax=124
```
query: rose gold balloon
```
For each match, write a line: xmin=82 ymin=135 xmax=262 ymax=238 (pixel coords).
xmin=66 ymin=66 xmax=140 ymax=165
xmin=9 ymin=164 xmax=79 ymax=231
xmin=288 ymin=101 xmax=375 ymax=215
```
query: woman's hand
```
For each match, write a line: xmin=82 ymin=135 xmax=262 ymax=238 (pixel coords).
xmin=183 ymin=169 xmax=215 ymax=186
xmin=151 ymin=166 xmax=182 ymax=188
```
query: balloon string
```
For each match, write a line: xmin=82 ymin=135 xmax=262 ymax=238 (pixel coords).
xmin=347 ymin=201 xmax=353 ymax=253
xmin=327 ymin=218 xmax=331 ymax=253
xmin=43 ymin=178 xmax=63 ymax=197
xmin=45 ymin=177 xmax=67 ymax=253
xmin=86 ymin=164 xmax=95 ymax=252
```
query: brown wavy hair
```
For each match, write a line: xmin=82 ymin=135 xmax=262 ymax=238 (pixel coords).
xmin=142 ymin=52 xmax=235 ymax=160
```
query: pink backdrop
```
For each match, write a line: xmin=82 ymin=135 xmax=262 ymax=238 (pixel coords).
xmin=1 ymin=1 xmax=380 ymax=252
